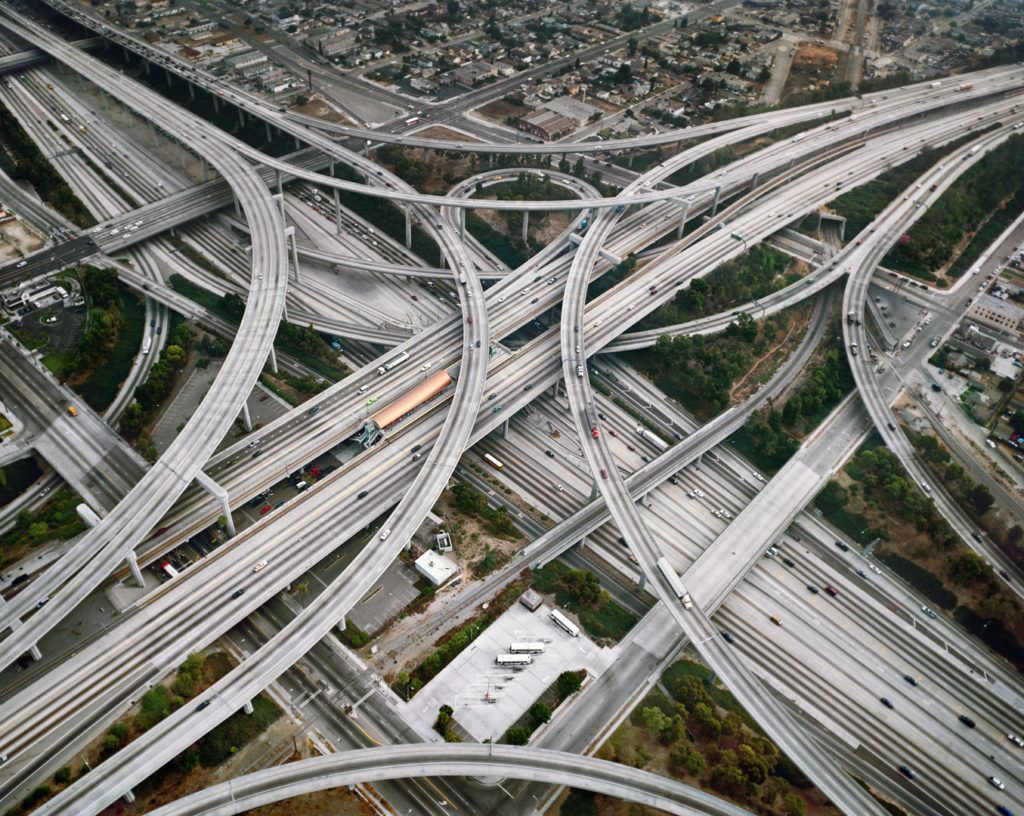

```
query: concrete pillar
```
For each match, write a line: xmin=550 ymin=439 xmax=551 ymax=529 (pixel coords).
xmin=164 ymin=68 xmax=172 ymax=87
xmin=149 ymin=119 xmax=157 ymax=147
xmin=276 ymin=170 xmax=283 ymax=199
xmin=710 ymin=185 xmax=721 ymax=217
xmin=237 ymin=107 xmax=245 ymax=129
xmin=628 ymin=152 xmax=635 ymax=168
xmin=123 ymin=790 xmax=135 ymax=804
xmin=30 ymin=644 xmax=42 ymax=661
xmin=177 ymin=139 xmax=185 ymax=171
xmin=265 ymin=121 xmax=272 ymax=142
xmin=196 ymin=472 xmax=236 ymax=537
xmin=294 ymin=136 xmax=301 ymax=151
xmin=272 ymin=192 xmax=286 ymax=222
xmin=240 ymin=401 xmax=253 ymax=432
xmin=268 ymin=346 xmax=279 ymax=375
xmin=501 ymin=418 xmax=510 ymax=438
xmin=212 ymin=95 xmax=220 ymax=113
xmin=458 ymin=209 xmax=465 ymax=242
xmin=333 ymin=188 xmax=342 ymax=235
xmin=286 ymin=226 xmax=301 ymax=283
xmin=522 ymin=210 xmax=529 ymax=244
xmin=637 ymin=573 xmax=646 ymax=592
xmin=751 ymin=172 xmax=760 ymax=190
xmin=234 ymin=195 xmax=242 ymax=219
xmin=676 ymin=202 xmax=689 ymax=239
xmin=201 ymin=156 xmax=209 ymax=182
xmin=124 ymin=550 xmax=145 ymax=589
xmin=338 ymin=615 xmax=346 ymax=631
xmin=243 ymin=699 xmax=254 ymax=715
xmin=188 ymin=82 xmax=195 ymax=101
xmin=405 ymin=207 xmax=413 ymax=249
xmin=590 ymin=480 xmax=599 ymax=500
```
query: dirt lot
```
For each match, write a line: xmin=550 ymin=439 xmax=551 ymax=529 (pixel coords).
xmin=477 ymin=97 xmax=529 ymax=124
xmin=292 ymin=96 xmax=352 ymax=126
xmin=0 ymin=217 xmax=43 ymax=262
xmin=783 ymin=42 xmax=841 ymax=99
xmin=729 ymin=298 xmax=814 ymax=407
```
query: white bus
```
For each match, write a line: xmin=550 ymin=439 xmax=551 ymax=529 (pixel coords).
xmin=482 ymin=452 xmax=504 ymax=471
xmin=159 ymin=560 xmax=179 ymax=580
xmin=656 ymin=557 xmax=692 ymax=609
xmin=508 ymin=642 xmax=546 ymax=654
xmin=495 ymin=654 xmax=533 ymax=666
xmin=549 ymin=609 xmax=579 ymax=638
xmin=377 ymin=350 xmax=410 ymax=375
xmin=405 ymin=116 xmax=420 ymax=126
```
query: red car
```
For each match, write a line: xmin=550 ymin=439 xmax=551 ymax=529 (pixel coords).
xmin=824 ymin=586 xmax=838 ymax=597
xmin=309 ymin=467 xmax=321 ymax=478
xmin=609 ymin=429 xmax=617 ymax=437
xmin=259 ymin=504 xmax=271 ymax=515
xmin=600 ymin=468 xmax=608 ymax=480
xmin=591 ymin=427 xmax=600 ymax=439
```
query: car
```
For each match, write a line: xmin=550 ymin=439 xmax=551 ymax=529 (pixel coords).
xmin=807 ymin=584 xmax=819 ymax=594
xmin=600 ymin=468 xmax=608 ymax=480
xmin=487 ymin=393 xmax=497 ymax=400
xmin=721 ymin=631 xmax=735 ymax=644
xmin=996 ymin=806 xmax=1015 ymax=816
xmin=197 ymin=700 xmax=211 ymax=711
xmin=253 ymin=559 xmax=268 ymax=572
xmin=687 ymin=490 xmax=696 ymax=498
xmin=547 ymin=276 xmax=556 ymax=285
xmin=834 ymin=540 xmax=849 ymax=552
xmin=782 ymin=557 xmax=795 ymax=567
xmin=959 ymin=715 xmax=976 ymax=728
xmin=545 ymin=450 xmax=555 ymax=458
xmin=259 ymin=504 xmax=271 ymax=515
xmin=880 ymin=697 xmax=894 ymax=709
xmin=869 ymin=564 xmax=881 ymax=575
xmin=307 ymin=405 xmax=320 ymax=416
xmin=989 ymin=777 xmax=1006 ymax=791
xmin=898 ymin=765 xmax=915 ymax=779
xmin=411 ymin=445 xmax=422 ymax=453
xmin=16 ymin=260 xmax=26 ymax=268
xmin=420 ymin=362 xmax=432 ymax=371
xmin=231 ymin=589 xmax=245 ymax=599
xmin=411 ymin=452 xmax=422 ymax=461
xmin=358 ymin=385 xmax=370 ymax=394
xmin=520 ymin=288 xmax=530 ymax=295
xmin=903 ymin=674 xmax=918 ymax=686
xmin=357 ymin=490 xmax=368 ymax=499
xmin=379 ymin=528 xmax=391 ymax=541
xmin=493 ymin=404 xmax=502 ymax=413
xmin=1008 ymin=733 xmax=1024 ymax=748
xmin=752 ymin=471 xmax=764 ymax=482
xmin=695 ymin=489 xmax=705 ymax=498
xmin=555 ymin=484 xmax=564 ymax=492
xmin=887 ymin=422 xmax=896 ymax=431
xmin=252 ymin=450 xmax=262 ymax=459
xmin=857 ymin=569 xmax=868 ymax=579
xmin=921 ymin=605 xmax=937 ymax=619
xmin=824 ymin=585 xmax=838 ymax=597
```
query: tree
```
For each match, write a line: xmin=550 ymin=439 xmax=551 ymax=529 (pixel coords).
xmin=691 ymin=702 xmax=721 ymax=738
xmin=53 ymin=767 xmax=72 ymax=785
xmin=529 ymin=702 xmax=551 ymax=725
xmin=671 ymin=744 xmax=705 ymax=775
xmin=557 ymin=670 xmax=583 ymax=698
xmin=782 ymin=792 xmax=806 ymax=816
xmin=291 ymin=582 xmax=309 ymax=599
xmin=163 ymin=344 xmax=186 ymax=368
xmin=561 ymin=789 xmax=598 ymax=816
xmin=948 ymin=552 xmax=988 ymax=585
xmin=27 ymin=521 xmax=48 ymax=538
xmin=505 ymin=726 xmax=531 ymax=745
xmin=434 ymin=704 xmax=454 ymax=734
xmin=968 ymin=483 xmax=994 ymax=515
xmin=710 ymin=762 xmax=748 ymax=797
xmin=641 ymin=706 xmax=671 ymax=733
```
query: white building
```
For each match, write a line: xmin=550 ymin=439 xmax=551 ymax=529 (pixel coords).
xmin=414 ymin=550 xmax=459 ymax=586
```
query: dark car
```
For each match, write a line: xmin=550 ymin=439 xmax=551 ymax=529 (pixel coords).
xmin=959 ymin=715 xmax=976 ymax=728
xmin=903 ymin=675 xmax=918 ymax=686
xmin=307 ymin=405 xmax=320 ymax=416
xmin=721 ymin=631 xmax=735 ymax=644
xmin=782 ymin=557 xmax=796 ymax=568
xmin=834 ymin=540 xmax=849 ymax=552
xmin=252 ymin=450 xmax=263 ymax=459
xmin=898 ymin=765 xmax=915 ymax=780
xmin=807 ymin=585 xmax=819 ymax=594
xmin=10 ymin=574 xmax=28 ymax=587
xmin=880 ymin=697 xmax=894 ymax=709
xmin=668 ymin=476 xmax=679 ymax=485
xmin=545 ymin=450 xmax=555 ymax=458
xmin=231 ymin=589 xmax=245 ymax=599
xmin=357 ymin=490 xmax=368 ymax=499
xmin=197 ymin=700 xmax=211 ymax=711
xmin=600 ymin=468 xmax=608 ymax=480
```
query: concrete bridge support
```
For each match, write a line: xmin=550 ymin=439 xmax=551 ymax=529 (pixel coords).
xmin=196 ymin=471 xmax=236 ymax=538
xmin=405 ymin=207 xmax=413 ymax=249
xmin=285 ymin=226 xmax=301 ymax=284
xmin=676 ymin=202 xmax=689 ymax=239
xmin=124 ymin=550 xmax=145 ymax=589
xmin=240 ymin=401 xmax=253 ymax=432
xmin=710 ymin=185 xmax=722 ymax=216
xmin=522 ymin=210 xmax=529 ymax=244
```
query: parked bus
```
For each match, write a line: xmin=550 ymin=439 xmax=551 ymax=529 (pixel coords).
xmin=159 ymin=560 xmax=179 ymax=580
xmin=482 ymin=452 xmax=504 ymax=471
xmin=656 ymin=557 xmax=692 ymax=609
xmin=377 ymin=350 xmax=410 ymax=375
xmin=495 ymin=654 xmax=533 ymax=666
xmin=549 ymin=609 xmax=579 ymax=638
xmin=508 ymin=642 xmax=546 ymax=654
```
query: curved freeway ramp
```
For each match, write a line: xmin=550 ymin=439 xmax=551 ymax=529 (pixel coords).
xmin=144 ymin=745 xmax=753 ymax=816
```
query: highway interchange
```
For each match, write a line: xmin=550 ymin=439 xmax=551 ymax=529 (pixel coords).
xmin=0 ymin=2 xmax=1022 ymax=814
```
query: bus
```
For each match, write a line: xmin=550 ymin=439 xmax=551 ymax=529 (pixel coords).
xmin=405 ymin=116 xmax=420 ymax=126
xmin=482 ymin=453 xmax=504 ymax=471
xmin=509 ymin=642 xmax=546 ymax=654
xmin=495 ymin=654 xmax=533 ymax=666
xmin=141 ymin=337 xmax=152 ymax=355
xmin=549 ymin=609 xmax=579 ymax=638
xmin=377 ymin=350 xmax=410 ymax=375
xmin=159 ymin=560 xmax=179 ymax=580
xmin=656 ymin=557 xmax=692 ymax=609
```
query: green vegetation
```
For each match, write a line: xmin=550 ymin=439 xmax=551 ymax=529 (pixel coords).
xmin=636 ymin=246 xmax=795 ymax=327
xmin=434 ymin=704 xmax=461 ymax=742
xmin=0 ymin=457 xmax=42 ymax=507
xmin=168 ymin=275 xmax=348 ymax=380
xmin=532 ymin=560 xmax=638 ymax=642
xmin=0 ymin=100 xmax=94 ymax=226
xmin=587 ymin=252 xmax=637 ymax=300
xmin=909 ymin=431 xmax=996 ymax=523
xmin=626 ymin=311 xmax=789 ymax=419
xmin=827 ymin=132 xmax=985 ymax=238
xmin=814 ymin=480 xmax=878 ymax=543
xmin=883 ymin=134 xmax=1024 ymax=282
xmin=397 ymin=577 xmax=529 ymax=698
xmin=876 ymin=553 xmax=957 ymax=609
xmin=77 ymin=276 xmax=146 ymax=411
xmin=501 ymin=670 xmax=586 ymax=745
xmin=0 ymin=489 xmax=86 ymax=565
xmin=119 ymin=322 xmax=196 ymax=442
xmin=465 ymin=211 xmax=530 ymax=269
xmin=449 ymin=483 xmax=520 ymax=540
xmin=194 ymin=695 xmax=281 ymax=766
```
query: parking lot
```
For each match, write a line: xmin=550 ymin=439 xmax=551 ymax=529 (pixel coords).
xmin=401 ymin=601 xmax=617 ymax=742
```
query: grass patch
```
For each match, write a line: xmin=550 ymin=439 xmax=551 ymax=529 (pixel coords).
xmin=196 ymin=695 xmax=281 ymax=766
xmin=76 ymin=288 xmax=146 ymax=412
xmin=0 ymin=489 xmax=86 ymax=565
xmin=532 ymin=560 xmax=638 ymax=642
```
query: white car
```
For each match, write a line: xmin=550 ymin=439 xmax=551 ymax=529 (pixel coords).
xmin=520 ymin=288 xmax=530 ymax=296
xmin=1007 ymin=733 xmax=1024 ymax=748
xmin=498 ymin=294 xmax=507 ymax=302
xmin=695 ymin=489 xmax=705 ymax=498
xmin=752 ymin=471 xmax=765 ymax=482
xmin=420 ymin=362 xmax=432 ymax=371
xmin=920 ymin=605 xmax=937 ymax=619
xmin=357 ymin=384 xmax=370 ymax=393
xmin=988 ymin=777 xmax=1005 ymax=791
xmin=379 ymin=528 xmax=391 ymax=541
xmin=16 ymin=260 xmax=26 ymax=268
xmin=252 ymin=559 xmax=268 ymax=572
xmin=687 ymin=491 xmax=696 ymax=498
